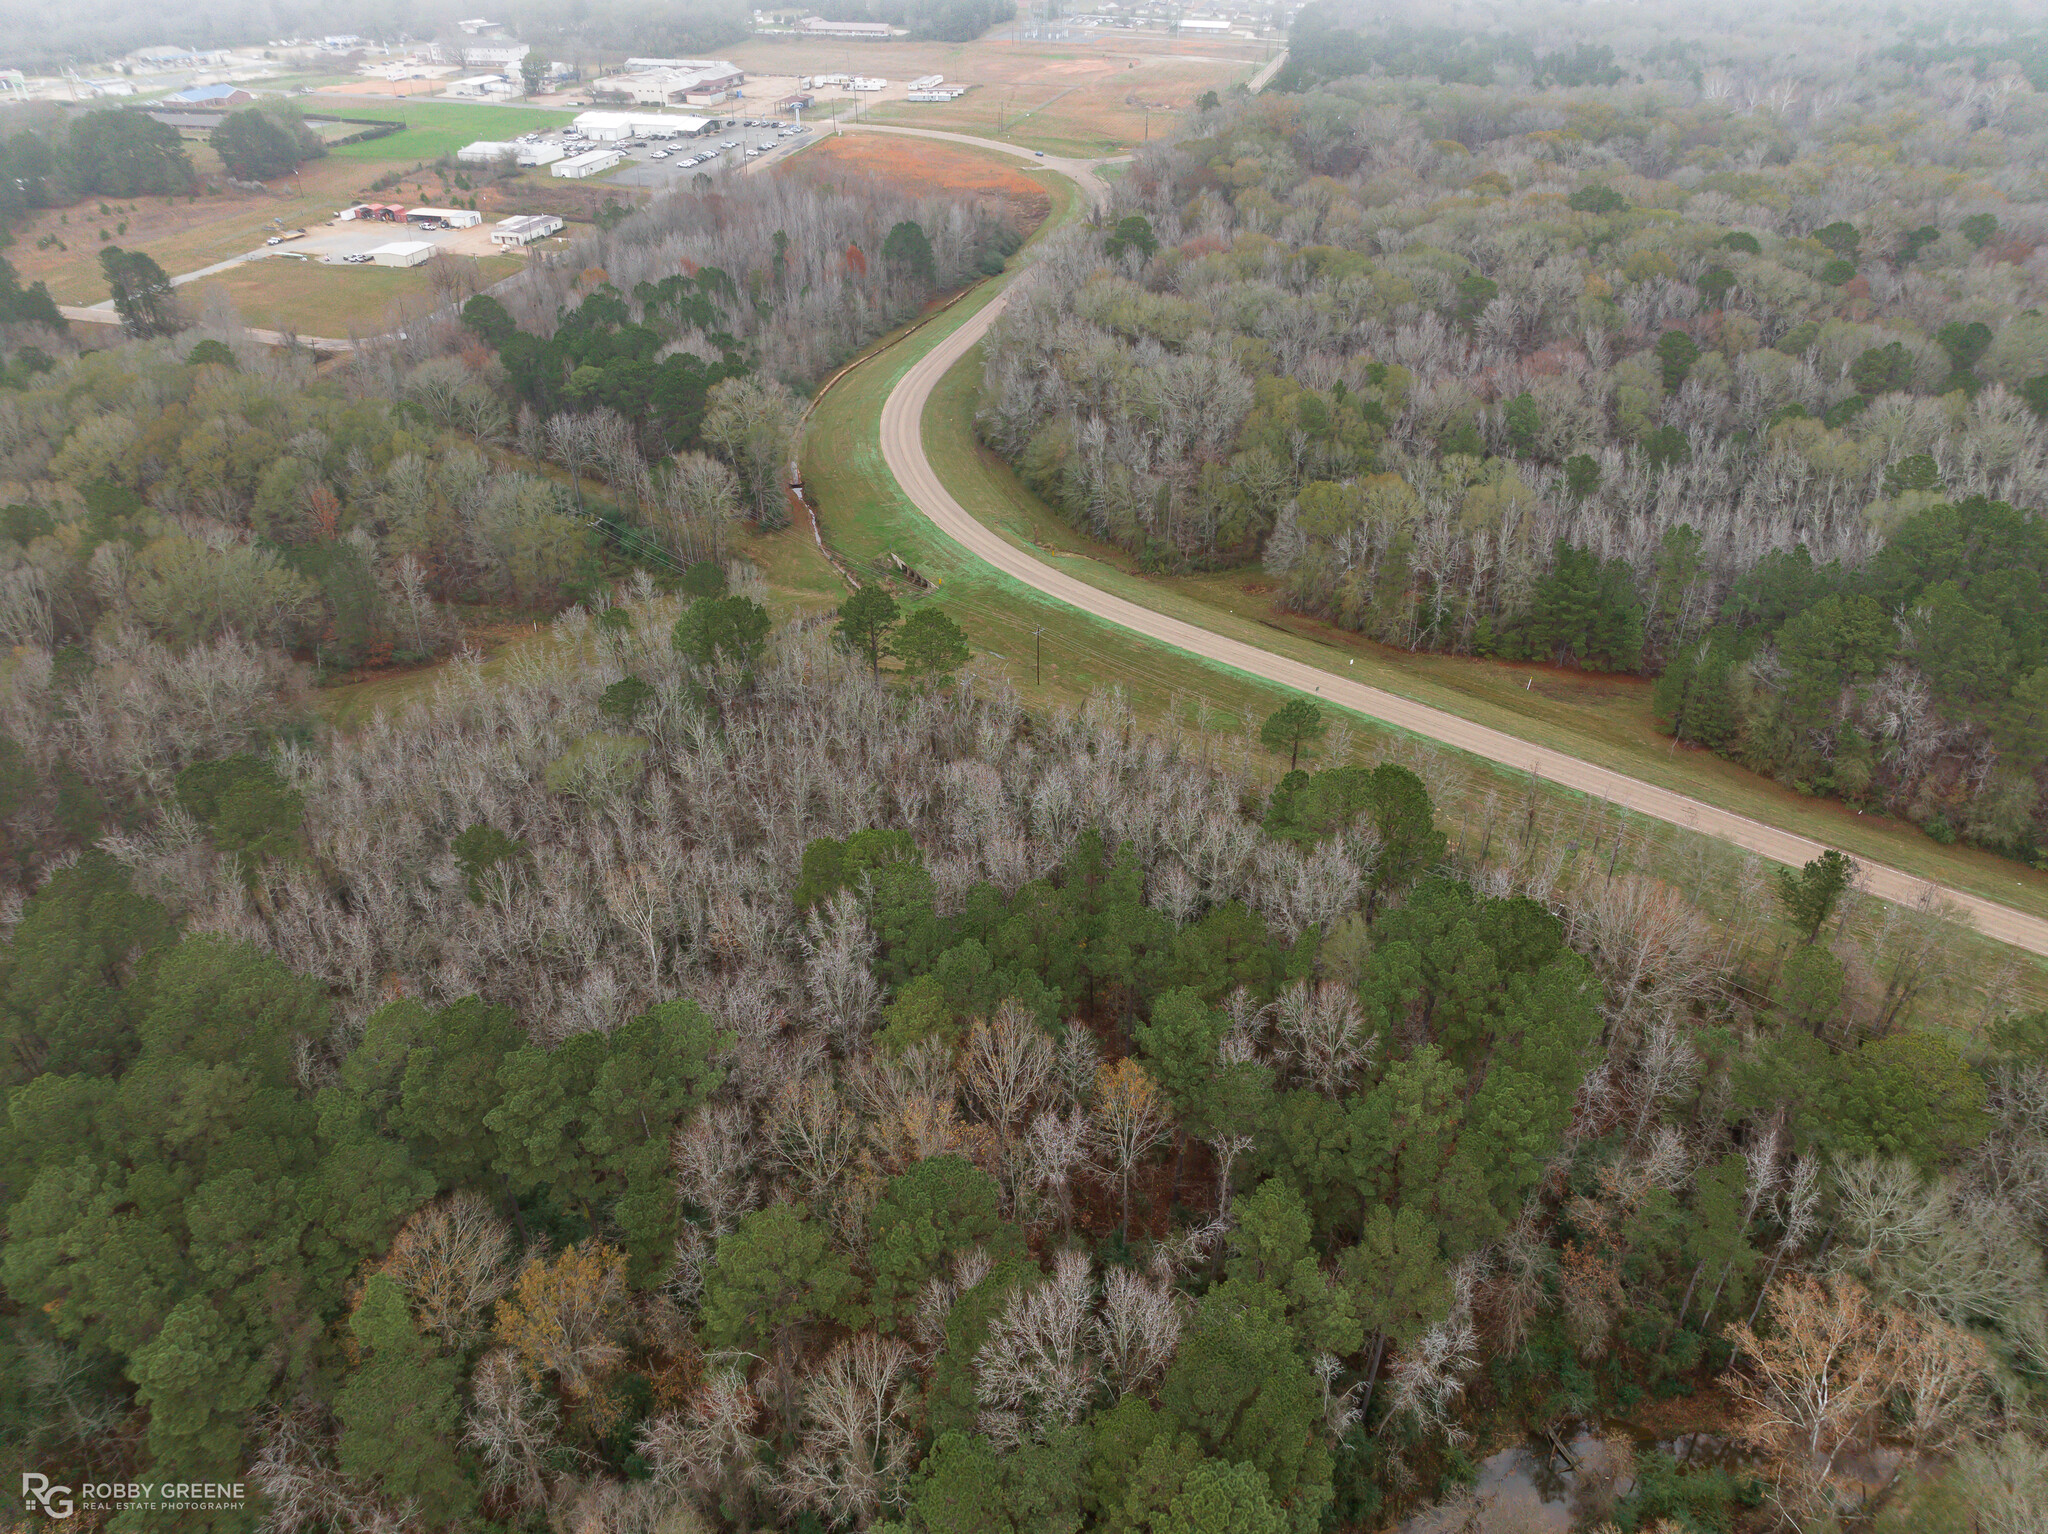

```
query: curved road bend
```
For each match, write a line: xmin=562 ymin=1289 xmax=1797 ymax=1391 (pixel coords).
xmin=848 ymin=124 xmax=2048 ymax=958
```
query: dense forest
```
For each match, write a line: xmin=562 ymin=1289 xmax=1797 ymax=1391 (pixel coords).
xmin=979 ymin=0 xmax=2048 ymax=855
xmin=0 ymin=3 xmax=2043 ymax=1532
xmin=0 ymin=578 xmax=2040 ymax=1532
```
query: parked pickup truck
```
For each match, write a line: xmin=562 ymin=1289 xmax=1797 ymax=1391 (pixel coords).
xmin=265 ymin=230 xmax=308 ymax=245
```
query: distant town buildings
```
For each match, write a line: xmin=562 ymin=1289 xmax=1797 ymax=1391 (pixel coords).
xmin=572 ymin=111 xmax=713 ymax=139
xmin=399 ymin=207 xmax=483 ymax=228
xmin=906 ymin=74 xmax=967 ymax=101
xmin=461 ymin=42 xmax=530 ymax=68
xmin=447 ymin=73 xmax=516 ymax=96
xmin=341 ymin=205 xmax=478 ymax=226
xmin=796 ymin=16 xmax=892 ymax=39
xmin=129 ymin=45 xmax=235 ymax=67
xmin=367 ymin=240 xmax=434 ymax=267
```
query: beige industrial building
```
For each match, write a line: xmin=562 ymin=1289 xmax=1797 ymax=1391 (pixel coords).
xmin=461 ymin=41 xmax=530 ymax=66
xmin=797 ymin=16 xmax=891 ymax=38
xmin=367 ymin=241 xmax=436 ymax=267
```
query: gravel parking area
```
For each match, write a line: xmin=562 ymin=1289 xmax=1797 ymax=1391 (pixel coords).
xmin=280 ymin=221 xmax=505 ymax=264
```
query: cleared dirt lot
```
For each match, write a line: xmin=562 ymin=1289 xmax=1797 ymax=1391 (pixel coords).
xmin=287 ymin=218 xmax=507 ymax=261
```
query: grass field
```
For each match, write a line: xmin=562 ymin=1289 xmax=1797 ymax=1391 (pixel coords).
xmin=12 ymin=159 xmax=377 ymax=305
xmin=860 ymin=51 xmax=1263 ymax=158
xmin=323 ymin=100 xmax=577 ymax=164
xmin=792 ymin=145 xmax=2048 ymax=1006
xmin=12 ymin=99 xmax=570 ymax=309
xmin=190 ymin=253 xmax=523 ymax=336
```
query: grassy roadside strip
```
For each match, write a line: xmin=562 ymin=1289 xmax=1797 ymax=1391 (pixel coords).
xmin=911 ymin=339 xmax=2048 ymax=933
xmin=800 ymin=157 xmax=2047 ymax=1004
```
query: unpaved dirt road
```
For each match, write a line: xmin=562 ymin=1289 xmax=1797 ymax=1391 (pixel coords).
xmin=860 ymin=126 xmax=2048 ymax=958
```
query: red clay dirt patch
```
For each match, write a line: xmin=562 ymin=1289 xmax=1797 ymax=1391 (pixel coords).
xmin=778 ymin=134 xmax=1051 ymax=228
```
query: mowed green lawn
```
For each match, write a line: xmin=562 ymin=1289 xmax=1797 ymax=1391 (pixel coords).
xmin=326 ymin=102 xmax=577 ymax=163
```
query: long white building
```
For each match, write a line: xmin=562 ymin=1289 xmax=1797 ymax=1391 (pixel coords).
xmin=553 ymin=148 xmax=624 ymax=178
xmin=458 ymin=139 xmax=564 ymax=166
xmin=572 ymin=111 xmax=711 ymax=140
xmin=491 ymin=214 xmax=565 ymax=246
xmin=368 ymin=241 xmax=435 ymax=267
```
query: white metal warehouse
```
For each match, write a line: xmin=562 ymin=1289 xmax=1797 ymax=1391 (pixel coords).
xmin=458 ymin=139 xmax=565 ymax=167
xmin=571 ymin=111 xmax=712 ymax=141
xmin=552 ymin=148 xmax=624 ymax=178
xmin=491 ymin=214 xmax=565 ymax=246
xmin=404 ymin=207 xmax=483 ymax=229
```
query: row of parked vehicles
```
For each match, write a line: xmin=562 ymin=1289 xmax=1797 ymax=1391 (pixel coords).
xmin=649 ymin=121 xmax=810 ymax=165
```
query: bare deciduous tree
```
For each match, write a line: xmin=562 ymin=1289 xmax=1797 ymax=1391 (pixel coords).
xmin=1093 ymin=1266 xmax=1183 ymax=1397
xmin=963 ymin=1000 xmax=1056 ymax=1201
xmin=799 ymin=889 xmax=882 ymax=1049
xmin=974 ymin=1248 xmax=1100 ymax=1448
xmin=673 ymin=1103 xmax=759 ymax=1237
xmin=1270 ymin=979 xmax=1377 ymax=1096
xmin=1090 ymin=1059 xmax=1173 ymax=1241
xmin=763 ymin=1074 xmax=865 ymax=1210
xmin=639 ymin=1366 xmax=769 ymax=1514
xmin=465 ymin=1347 xmax=560 ymax=1510
xmin=776 ymin=1334 xmax=919 ymax=1527
xmin=383 ymin=1189 xmax=514 ymax=1347
xmin=1723 ymin=1274 xmax=1905 ymax=1517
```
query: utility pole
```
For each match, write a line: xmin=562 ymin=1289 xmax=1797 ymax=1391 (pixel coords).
xmin=1033 ymin=626 xmax=1044 ymax=686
